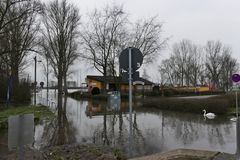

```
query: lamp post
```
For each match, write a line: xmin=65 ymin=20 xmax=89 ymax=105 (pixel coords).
xmin=33 ymin=56 xmax=42 ymax=106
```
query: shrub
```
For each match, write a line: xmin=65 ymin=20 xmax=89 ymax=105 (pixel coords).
xmin=12 ymin=81 xmax=31 ymax=103
xmin=153 ymin=86 xmax=160 ymax=94
xmin=0 ymin=77 xmax=31 ymax=104
xmin=163 ymin=88 xmax=179 ymax=97
xmin=224 ymin=92 xmax=240 ymax=108
xmin=0 ymin=78 xmax=7 ymax=102
xmin=91 ymin=87 xmax=100 ymax=95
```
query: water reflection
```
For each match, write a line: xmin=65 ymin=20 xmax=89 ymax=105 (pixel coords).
xmin=0 ymin=93 xmax=238 ymax=158
xmin=237 ymin=118 xmax=240 ymax=159
xmin=40 ymin=96 xmax=76 ymax=147
xmin=82 ymin=100 xmax=235 ymax=157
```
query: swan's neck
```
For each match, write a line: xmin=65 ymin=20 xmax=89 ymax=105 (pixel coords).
xmin=203 ymin=110 xmax=206 ymax=116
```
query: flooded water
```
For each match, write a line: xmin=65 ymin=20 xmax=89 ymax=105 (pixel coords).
xmin=0 ymin=90 xmax=238 ymax=158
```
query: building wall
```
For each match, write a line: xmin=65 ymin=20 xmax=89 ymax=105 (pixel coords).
xmin=196 ymin=86 xmax=209 ymax=92
xmin=174 ymin=86 xmax=210 ymax=92
xmin=66 ymin=81 xmax=77 ymax=87
xmin=87 ymin=79 xmax=103 ymax=91
xmin=87 ymin=78 xmax=153 ymax=92
xmin=121 ymin=84 xmax=152 ymax=91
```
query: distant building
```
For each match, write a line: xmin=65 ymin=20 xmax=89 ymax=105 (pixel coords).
xmin=66 ymin=81 xmax=77 ymax=87
xmin=49 ymin=81 xmax=57 ymax=87
xmin=86 ymin=75 xmax=154 ymax=93
xmin=174 ymin=85 xmax=210 ymax=92
xmin=49 ymin=80 xmax=77 ymax=88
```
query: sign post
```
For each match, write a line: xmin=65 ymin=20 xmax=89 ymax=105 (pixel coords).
xmin=119 ymin=47 xmax=143 ymax=157
xmin=237 ymin=91 xmax=239 ymax=118
xmin=128 ymin=48 xmax=133 ymax=155
xmin=237 ymin=118 xmax=240 ymax=160
xmin=232 ymin=74 xmax=240 ymax=160
xmin=232 ymin=74 xmax=240 ymax=118
xmin=128 ymin=48 xmax=132 ymax=110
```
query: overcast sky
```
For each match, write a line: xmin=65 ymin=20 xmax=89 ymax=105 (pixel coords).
xmin=34 ymin=0 xmax=240 ymax=83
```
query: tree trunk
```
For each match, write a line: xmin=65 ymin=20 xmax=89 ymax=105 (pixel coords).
xmin=63 ymin=73 xmax=68 ymax=94
xmin=57 ymin=71 xmax=63 ymax=115
xmin=103 ymin=67 xmax=107 ymax=94
xmin=181 ymin=67 xmax=184 ymax=87
xmin=63 ymin=95 xmax=67 ymax=115
xmin=11 ymin=65 xmax=19 ymax=101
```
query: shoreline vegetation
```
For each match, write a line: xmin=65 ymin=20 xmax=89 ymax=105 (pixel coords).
xmin=3 ymin=144 xmax=126 ymax=160
xmin=0 ymin=105 xmax=55 ymax=130
xmin=69 ymin=91 xmax=239 ymax=115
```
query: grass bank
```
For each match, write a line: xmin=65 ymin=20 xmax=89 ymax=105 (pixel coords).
xmin=4 ymin=144 xmax=126 ymax=160
xmin=142 ymin=95 xmax=232 ymax=114
xmin=0 ymin=105 xmax=54 ymax=130
xmin=43 ymin=144 xmax=126 ymax=160
xmin=69 ymin=91 xmax=238 ymax=114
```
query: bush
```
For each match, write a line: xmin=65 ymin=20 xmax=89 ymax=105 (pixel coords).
xmin=162 ymin=88 xmax=179 ymax=97
xmin=91 ymin=87 xmax=100 ymax=95
xmin=223 ymin=92 xmax=240 ymax=108
xmin=0 ymin=78 xmax=7 ymax=102
xmin=12 ymin=81 xmax=31 ymax=103
xmin=0 ymin=77 xmax=31 ymax=104
xmin=153 ymin=86 xmax=160 ymax=94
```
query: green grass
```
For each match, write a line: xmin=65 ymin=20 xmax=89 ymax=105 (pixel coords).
xmin=142 ymin=96 xmax=230 ymax=114
xmin=0 ymin=105 xmax=54 ymax=129
xmin=227 ymin=107 xmax=240 ymax=115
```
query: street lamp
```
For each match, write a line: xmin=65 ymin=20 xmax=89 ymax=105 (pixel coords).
xmin=46 ymin=53 xmax=49 ymax=106
xmin=33 ymin=56 xmax=42 ymax=106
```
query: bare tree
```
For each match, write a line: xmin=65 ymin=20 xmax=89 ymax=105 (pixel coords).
xmin=160 ymin=40 xmax=206 ymax=88
xmin=171 ymin=40 xmax=191 ymax=87
xmin=2 ymin=1 xmax=40 ymax=86
xmin=159 ymin=57 xmax=179 ymax=86
xmin=0 ymin=0 xmax=30 ymax=33
xmin=0 ymin=0 xmax=40 ymax=76
xmin=81 ymin=4 xmax=127 ymax=93
xmin=205 ymin=40 xmax=225 ymax=89
xmin=220 ymin=49 xmax=238 ymax=91
xmin=0 ymin=0 xmax=40 ymax=101
xmin=41 ymin=0 xmax=80 ymax=110
xmin=160 ymin=40 xmax=237 ymax=91
xmin=0 ymin=1 xmax=39 ymax=54
xmin=186 ymin=43 xmax=204 ymax=86
xmin=129 ymin=16 xmax=168 ymax=64
xmin=81 ymin=4 xmax=168 ymax=94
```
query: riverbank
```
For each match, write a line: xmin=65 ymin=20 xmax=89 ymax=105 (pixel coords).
xmin=141 ymin=95 xmax=231 ymax=114
xmin=69 ymin=91 xmax=235 ymax=114
xmin=3 ymin=147 xmax=235 ymax=160
xmin=3 ymin=144 xmax=126 ymax=160
xmin=0 ymin=105 xmax=55 ymax=130
xmin=130 ymin=149 xmax=235 ymax=160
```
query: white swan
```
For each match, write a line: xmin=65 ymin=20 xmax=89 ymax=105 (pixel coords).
xmin=230 ymin=117 xmax=237 ymax=122
xmin=203 ymin=109 xmax=216 ymax=119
